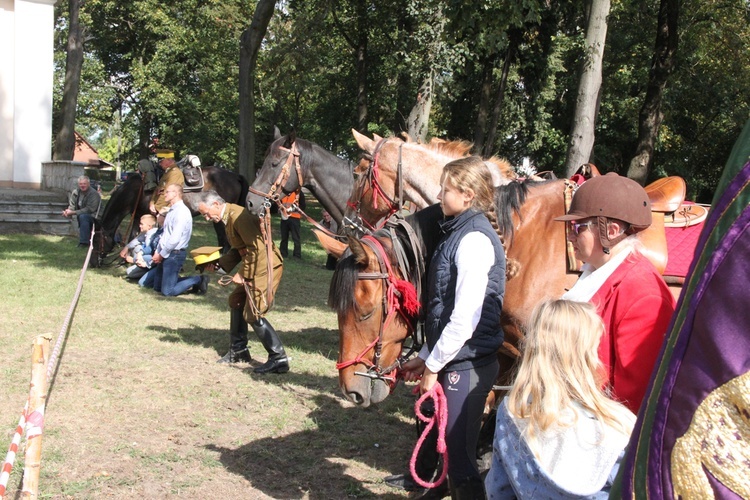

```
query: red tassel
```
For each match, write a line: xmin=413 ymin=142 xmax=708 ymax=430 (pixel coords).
xmin=393 ymin=279 xmax=421 ymax=317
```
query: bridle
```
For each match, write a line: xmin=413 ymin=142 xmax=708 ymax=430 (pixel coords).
xmin=248 ymin=141 xmax=304 ymax=219
xmin=345 ymin=138 xmax=405 ymax=233
xmin=335 ymin=227 xmax=423 ymax=391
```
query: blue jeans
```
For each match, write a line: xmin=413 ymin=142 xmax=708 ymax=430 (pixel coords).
xmin=139 ymin=267 xmax=157 ymax=288
xmin=77 ymin=214 xmax=95 ymax=245
xmin=152 ymin=250 xmax=202 ymax=296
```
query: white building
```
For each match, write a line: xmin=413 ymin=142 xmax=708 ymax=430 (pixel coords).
xmin=0 ymin=0 xmax=57 ymax=189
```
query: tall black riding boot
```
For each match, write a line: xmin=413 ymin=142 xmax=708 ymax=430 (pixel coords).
xmin=251 ymin=318 xmax=289 ymax=374
xmin=217 ymin=308 xmax=251 ymax=363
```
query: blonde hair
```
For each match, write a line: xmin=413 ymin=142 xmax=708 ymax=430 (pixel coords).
xmin=140 ymin=214 xmax=157 ymax=227
xmin=441 ymin=156 xmax=500 ymax=234
xmin=507 ymin=300 xmax=634 ymax=455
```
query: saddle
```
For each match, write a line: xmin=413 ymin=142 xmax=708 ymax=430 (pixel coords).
xmin=177 ymin=155 xmax=205 ymax=192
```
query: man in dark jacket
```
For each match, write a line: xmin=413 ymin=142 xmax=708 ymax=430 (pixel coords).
xmin=62 ymin=175 xmax=101 ymax=247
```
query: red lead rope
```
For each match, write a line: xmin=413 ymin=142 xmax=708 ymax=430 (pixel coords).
xmin=410 ymin=383 xmax=449 ymax=489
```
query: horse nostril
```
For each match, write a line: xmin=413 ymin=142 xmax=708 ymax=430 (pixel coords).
xmin=347 ymin=391 xmax=364 ymax=405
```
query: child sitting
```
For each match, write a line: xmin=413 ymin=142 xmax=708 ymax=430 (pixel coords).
xmin=119 ymin=214 xmax=159 ymax=280
xmin=485 ymin=299 xmax=636 ymax=499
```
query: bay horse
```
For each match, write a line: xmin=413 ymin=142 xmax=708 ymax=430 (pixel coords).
xmin=245 ymin=129 xmax=356 ymax=225
xmin=317 ymin=179 xmax=578 ymax=407
xmin=345 ymin=130 xmax=516 ymax=231
xmin=90 ymin=166 xmax=248 ymax=267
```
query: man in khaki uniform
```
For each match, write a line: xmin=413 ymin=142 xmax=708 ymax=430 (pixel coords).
xmin=196 ymin=190 xmax=288 ymax=374
xmin=149 ymin=149 xmax=185 ymax=220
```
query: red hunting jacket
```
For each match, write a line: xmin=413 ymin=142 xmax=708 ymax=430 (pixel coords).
xmin=591 ymin=252 xmax=676 ymax=414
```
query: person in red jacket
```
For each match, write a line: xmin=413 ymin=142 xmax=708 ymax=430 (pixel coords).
xmin=279 ymin=189 xmax=305 ymax=259
xmin=555 ymin=173 xmax=675 ymax=414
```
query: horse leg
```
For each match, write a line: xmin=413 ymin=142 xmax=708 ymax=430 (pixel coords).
xmin=213 ymin=221 xmax=230 ymax=253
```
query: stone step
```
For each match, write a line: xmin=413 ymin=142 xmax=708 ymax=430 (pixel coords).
xmin=0 ymin=219 xmax=74 ymax=236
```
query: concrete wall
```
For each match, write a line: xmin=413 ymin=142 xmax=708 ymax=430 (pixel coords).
xmin=42 ymin=161 xmax=86 ymax=193
xmin=0 ymin=0 xmax=15 ymax=186
xmin=0 ymin=0 xmax=56 ymax=189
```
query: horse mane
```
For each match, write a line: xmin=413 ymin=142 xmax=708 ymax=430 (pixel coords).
xmin=328 ymin=205 xmax=443 ymax=316
xmin=494 ymin=181 xmax=529 ymax=246
xmin=396 ymin=135 xmax=515 ymax=182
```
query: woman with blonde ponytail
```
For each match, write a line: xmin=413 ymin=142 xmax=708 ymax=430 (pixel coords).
xmin=485 ymin=300 xmax=635 ymax=499
xmin=394 ymin=156 xmax=506 ymax=498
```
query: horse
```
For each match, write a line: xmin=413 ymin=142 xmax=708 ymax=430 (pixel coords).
xmin=245 ymin=129 xmax=356 ymax=226
xmin=344 ymin=130 xmax=517 ymax=231
xmin=317 ymin=179 xmax=579 ymax=407
xmin=90 ymin=165 xmax=249 ymax=267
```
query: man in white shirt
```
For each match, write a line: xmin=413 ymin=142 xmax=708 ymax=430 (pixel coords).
xmin=151 ymin=184 xmax=209 ymax=296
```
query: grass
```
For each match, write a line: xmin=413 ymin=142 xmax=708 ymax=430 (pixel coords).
xmin=0 ymin=201 xmax=421 ymax=499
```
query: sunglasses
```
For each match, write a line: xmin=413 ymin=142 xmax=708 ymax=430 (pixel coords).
xmin=569 ymin=221 xmax=595 ymax=235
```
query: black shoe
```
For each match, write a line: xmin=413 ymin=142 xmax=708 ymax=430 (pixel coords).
xmin=384 ymin=473 xmax=422 ymax=492
xmin=78 ymin=243 xmax=88 ymax=248
xmin=217 ymin=348 xmax=251 ymax=364
xmin=253 ymin=356 xmax=289 ymax=374
xmin=195 ymin=275 xmax=210 ymax=295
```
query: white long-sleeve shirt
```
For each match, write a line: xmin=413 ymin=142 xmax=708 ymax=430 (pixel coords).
xmin=421 ymin=231 xmax=495 ymax=373
xmin=157 ymin=200 xmax=193 ymax=258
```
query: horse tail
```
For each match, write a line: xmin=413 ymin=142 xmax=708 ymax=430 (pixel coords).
xmin=494 ymin=181 xmax=530 ymax=246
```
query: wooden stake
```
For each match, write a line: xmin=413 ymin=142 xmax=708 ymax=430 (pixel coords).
xmin=21 ymin=335 xmax=51 ymax=499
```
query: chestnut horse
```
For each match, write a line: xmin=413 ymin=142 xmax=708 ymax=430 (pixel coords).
xmin=245 ymin=129 xmax=356 ymax=225
xmin=344 ymin=130 xmax=516 ymax=231
xmin=90 ymin=166 xmax=248 ymax=267
xmin=317 ymin=179 xmax=579 ymax=406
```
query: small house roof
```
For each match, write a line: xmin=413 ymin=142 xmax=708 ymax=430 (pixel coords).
xmin=74 ymin=132 xmax=114 ymax=168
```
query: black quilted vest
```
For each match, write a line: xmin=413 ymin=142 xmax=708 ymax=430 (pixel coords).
xmin=425 ymin=208 xmax=505 ymax=371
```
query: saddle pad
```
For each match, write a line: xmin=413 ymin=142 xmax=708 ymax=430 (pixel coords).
xmin=664 ymin=222 xmax=704 ymax=278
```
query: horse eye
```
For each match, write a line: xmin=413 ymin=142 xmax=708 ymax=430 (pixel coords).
xmin=359 ymin=310 xmax=374 ymax=322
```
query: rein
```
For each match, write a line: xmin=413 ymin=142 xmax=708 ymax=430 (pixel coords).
xmin=94 ymin=178 xmax=144 ymax=267
xmin=410 ymin=384 xmax=449 ymax=489
xmin=246 ymin=142 xmax=306 ymax=308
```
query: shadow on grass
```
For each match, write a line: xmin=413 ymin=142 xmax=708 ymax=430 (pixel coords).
xmin=205 ymin=392 xmax=420 ymax=499
xmin=153 ymin=324 xmax=340 ymax=362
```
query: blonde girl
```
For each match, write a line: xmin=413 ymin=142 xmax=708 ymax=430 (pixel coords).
xmin=485 ymin=299 xmax=636 ymax=499
xmin=396 ymin=156 xmax=506 ymax=497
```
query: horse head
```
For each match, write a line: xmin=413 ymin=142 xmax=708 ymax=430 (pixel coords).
xmin=346 ymin=130 xmax=516 ymax=233
xmin=316 ymin=204 xmax=443 ymax=407
xmin=88 ymin=219 xmax=117 ymax=268
xmin=246 ymin=129 xmax=302 ymax=218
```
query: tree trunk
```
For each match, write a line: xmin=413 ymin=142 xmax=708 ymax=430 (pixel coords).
xmin=626 ymin=0 xmax=678 ymax=185
xmin=53 ymin=0 xmax=84 ymax=161
xmin=482 ymin=42 xmax=515 ymax=159
xmin=406 ymin=71 xmax=433 ymax=143
xmin=355 ymin=0 xmax=368 ymax=132
xmin=473 ymin=59 xmax=494 ymax=154
xmin=564 ymin=0 xmax=611 ymax=177
xmin=238 ymin=0 xmax=275 ymax=182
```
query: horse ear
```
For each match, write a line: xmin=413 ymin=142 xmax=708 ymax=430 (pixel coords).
xmin=347 ymin=236 xmax=370 ymax=267
xmin=352 ymin=129 xmax=376 ymax=154
xmin=312 ymin=229 xmax=348 ymax=259
xmin=285 ymin=129 xmax=297 ymax=148
xmin=274 ymin=126 xmax=282 ymax=140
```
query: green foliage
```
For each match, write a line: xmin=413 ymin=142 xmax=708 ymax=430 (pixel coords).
xmin=57 ymin=0 xmax=750 ymax=200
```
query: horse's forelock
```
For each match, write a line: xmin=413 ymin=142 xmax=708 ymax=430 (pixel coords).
xmin=328 ymin=251 xmax=358 ymax=314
